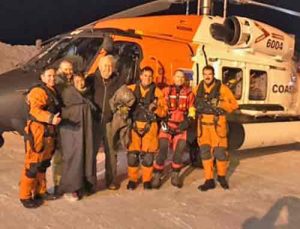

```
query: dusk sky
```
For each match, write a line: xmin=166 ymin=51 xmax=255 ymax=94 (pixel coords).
xmin=0 ymin=0 xmax=299 ymax=49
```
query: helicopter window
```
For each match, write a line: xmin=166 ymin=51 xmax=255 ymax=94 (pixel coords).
xmin=31 ymin=37 xmax=103 ymax=72
xmin=249 ymin=70 xmax=267 ymax=100
xmin=113 ymin=42 xmax=141 ymax=84
xmin=222 ymin=67 xmax=243 ymax=100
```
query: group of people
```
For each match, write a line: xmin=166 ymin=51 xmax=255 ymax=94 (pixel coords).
xmin=18 ymin=54 xmax=238 ymax=209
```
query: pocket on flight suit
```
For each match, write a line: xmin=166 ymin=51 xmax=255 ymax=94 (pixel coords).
xmin=30 ymin=122 xmax=45 ymax=153
xmin=197 ymin=118 xmax=203 ymax=138
xmin=215 ymin=117 xmax=227 ymax=138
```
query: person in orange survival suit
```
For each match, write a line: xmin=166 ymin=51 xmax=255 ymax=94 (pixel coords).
xmin=194 ymin=65 xmax=238 ymax=191
xmin=152 ymin=69 xmax=196 ymax=189
xmin=126 ymin=66 xmax=167 ymax=190
xmin=19 ymin=67 xmax=62 ymax=208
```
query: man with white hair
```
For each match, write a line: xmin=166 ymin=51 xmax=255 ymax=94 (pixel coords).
xmin=87 ymin=55 xmax=125 ymax=190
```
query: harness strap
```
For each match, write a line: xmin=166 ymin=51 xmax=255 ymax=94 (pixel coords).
xmin=195 ymin=79 xmax=222 ymax=115
xmin=132 ymin=121 xmax=151 ymax=137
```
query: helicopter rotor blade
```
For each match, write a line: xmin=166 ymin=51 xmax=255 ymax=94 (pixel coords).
xmin=78 ymin=0 xmax=194 ymax=30
xmin=233 ymin=0 xmax=300 ymax=18
xmin=102 ymin=0 xmax=195 ymax=21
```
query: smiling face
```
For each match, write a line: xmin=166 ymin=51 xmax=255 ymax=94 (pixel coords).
xmin=41 ymin=68 xmax=56 ymax=88
xmin=58 ymin=61 xmax=73 ymax=80
xmin=173 ymin=70 xmax=185 ymax=86
xmin=73 ymin=75 xmax=85 ymax=91
xmin=140 ymin=69 xmax=154 ymax=87
xmin=98 ymin=56 xmax=115 ymax=80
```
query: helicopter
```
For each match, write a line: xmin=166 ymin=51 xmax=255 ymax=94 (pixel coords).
xmin=0 ymin=0 xmax=299 ymax=151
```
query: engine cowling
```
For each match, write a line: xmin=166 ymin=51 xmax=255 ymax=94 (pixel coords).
xmin=210 ymin=16 xmax=295 ymax=60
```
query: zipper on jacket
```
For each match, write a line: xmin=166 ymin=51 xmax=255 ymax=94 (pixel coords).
xmin=100 ymin=82 xmax=107 ymax=124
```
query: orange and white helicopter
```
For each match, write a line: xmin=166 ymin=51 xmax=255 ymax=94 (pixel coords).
xmin=0 ymin=0 xmax=299 ymax=150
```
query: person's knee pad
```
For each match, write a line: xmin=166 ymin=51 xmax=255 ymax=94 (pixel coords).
xmin=141 ymin=153 xmax=154 ymax=167
xmin=213 ymin=147 xmax=228 ymax=161
xmin=127 ymin=151 xmax=140 ymax=167
xmin=200 ymin=144 xmax=212 ymax=160
xmin=25 ymin=163 xmax=39 ymax=178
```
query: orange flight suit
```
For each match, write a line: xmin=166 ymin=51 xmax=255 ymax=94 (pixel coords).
xmin=194 ymin=80 xmax=238 ymax=180
xmin=127 ymin=83 xmax=167 ymax=183
xmin=19 ymin=85 xmax=60 ymax=201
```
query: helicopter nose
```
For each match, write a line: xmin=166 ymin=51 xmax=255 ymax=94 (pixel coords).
xmin=0 ymin=68 xmax=40 ymax=95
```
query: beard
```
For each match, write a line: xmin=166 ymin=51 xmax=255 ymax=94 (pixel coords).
xmin=204 ymin=78 xmax=215 ymax=87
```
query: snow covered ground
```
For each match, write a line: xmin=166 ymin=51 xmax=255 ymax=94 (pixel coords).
xmin=0 ymin=42 xmax=37 ymax=74
xmin=0 ymin=132 xmax=299 ymax=229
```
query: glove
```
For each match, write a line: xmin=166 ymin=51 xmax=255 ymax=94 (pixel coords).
xmin=118 ymin=106 xmax=130 ymax=115
xmin=178 ymin=117 xmax=191 ymax=132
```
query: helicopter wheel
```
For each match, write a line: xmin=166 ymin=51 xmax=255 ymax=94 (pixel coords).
xmin=228 ymin=122 xmax=245 ymax=151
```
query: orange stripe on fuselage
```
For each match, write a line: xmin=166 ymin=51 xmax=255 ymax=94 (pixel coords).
xmin=94 ymin=15 xmax=202 ymax=42
xmin=89 ymin=15 xmax=202 ymax=85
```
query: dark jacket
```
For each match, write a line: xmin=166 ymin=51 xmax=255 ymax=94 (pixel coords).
xmin=58 ymin=85 xmax=97 ymax=194
xmin=55 ymin=73 xmax=73 ymax=108
xmin=86 ymin=70 xmax=125 ymax=126
xmin=55 ymin=73 xmax=73 ymax=95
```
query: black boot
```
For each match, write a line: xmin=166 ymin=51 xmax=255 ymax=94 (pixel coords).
xmin=198 ymin=179 xmax=216 ymax=192
xmin=170 ymin=171 xmax=182 ymax=188
xmin=84 ymin=181 xmax=96 ymax=196
xmin=20 ymin=198 xmax=40 ymax=209
xmin=217 ymin=176 xmax=229 ymax=190
xmin=143 ymin=181 xmax=152 ymax=190
xmin=126 ymin=181 xmax=137 ymax=190
xmin=151 ymin=171 xmax=162 ymax=189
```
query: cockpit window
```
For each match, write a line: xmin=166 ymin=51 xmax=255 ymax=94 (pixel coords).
xmin=29 ymin=37 xmax=103 ymax=72
xmin=222 ymin=67 xmax=243 ymax=100
xmin=249 ymin=70 xmax=267 ymax=100
xmin=113 ymin=41 xmax=141 ymax=84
